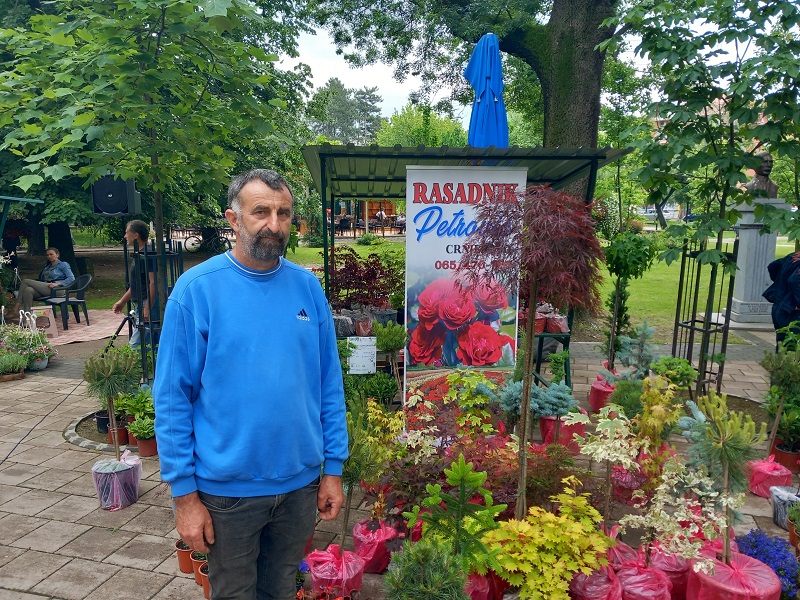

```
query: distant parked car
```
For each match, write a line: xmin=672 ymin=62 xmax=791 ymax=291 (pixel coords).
xmin=682 ymin=213 xmax=708 ymax=222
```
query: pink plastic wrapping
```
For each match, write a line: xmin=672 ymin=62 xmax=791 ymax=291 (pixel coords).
xmin=466 ymin=573 xmax=491 ymax=600
xmin=589 ymin=379 xmax=616 ymax=413
xmin=747 ymin=456 xmax=793 ymax=498
xmin=649 ymin=547 xmax=688 ymax=600
xmin=606 ymin=526 xmax=638 ymax=570
xmin=352 ymin=519 xmax=398 ymax=573
xmin=569 ymin=566 xmax=623 ymax=600
xmin=616 ymin=562 xmax=672 ymax=600
xmin=91 ymin=451 xmax=141 ymax=511
xmin=305 ymin=543 xmax=366 ymax=596
xmin=540 ymin=408 xmax=588 ymax=454
xmin=686 ymin=553 xmax=782 ymax=600
xmin=546 ymin=313 xmax=570 ymax=333
xmin=699 ymin=535 xmax=738 ymax=558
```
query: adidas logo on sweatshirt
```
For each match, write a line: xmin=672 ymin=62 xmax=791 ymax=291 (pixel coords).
xmin=297 ymin=308 xmax=310 ymax=321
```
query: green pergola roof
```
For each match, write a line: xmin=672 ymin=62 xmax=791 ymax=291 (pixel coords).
xmin=1 ymin=195 xmax=43 ymax=240
xmin=301 ymin=143 xmax=632 ymax=299
xmin=301 ymin=143 xmax=632 ymax=203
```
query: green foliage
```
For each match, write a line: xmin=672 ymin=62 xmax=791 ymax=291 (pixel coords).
xmin=376 ymin=103 xmax=467 ymax=148
xmin=127 ymin=416 xmax=155 ymax=440
xmin=355 ymin=232 xmax=383 ymax=246
xmin=115 ymin=385 xmax=155 ymax=420
xmin=650 ymin=356 xmax=698 ymax=391
xmin=0 ymin=350 xmax=28 ymax=374
xmin=610 ymin=379 xmax=644 ymax=419
xmin=609 ymin=0 xmax=800 ymax=264
xmin=309 ymin=77 xmax=383 ymax=145
xmin=385 ymin=537 xmax=469 ymax=600
xmin=360 ymin=371 xmax=398 ymax=405
xmin=787 ymin=502 xmax=800 ymax=526
xmin=529 ymin=382 xmax=577 ymax=419
xmin=374 ymin=320 xmax=406 ymax=354
xmin=444 ymin=370 xmax=498 ymax=436
xmin=605 ymin=231 xmax=658 ymax=281
xmin=83 ymin=346 xmax=142 ymax=407
xmin=404 ymin=454 xmax=506 ymax=575
xmin=0 ymin=0 xmax=293 ymax=201
xmin=548 ymin=350 xmax=569 ymax=385
xmin=693 ymin=392 xmax=767 ymax=495
xmin=481 ymin=478 xmax=613 ymax=600
xmin=610 ymin=322 xmax=659 ymax=381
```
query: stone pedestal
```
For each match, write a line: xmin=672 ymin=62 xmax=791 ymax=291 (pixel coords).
xmin=729 ymin=197 xmax=786 ymax=323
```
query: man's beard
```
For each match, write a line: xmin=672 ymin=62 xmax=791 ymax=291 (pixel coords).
xmin=238 ymin=225 xmax=287 ymax=263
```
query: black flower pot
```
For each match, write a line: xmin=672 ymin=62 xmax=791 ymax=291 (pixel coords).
xmin=95 ymin=410 xmax=110 ymax=434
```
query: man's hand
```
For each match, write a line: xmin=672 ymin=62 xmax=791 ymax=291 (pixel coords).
xmin=112 ymin=300 xmax=123 ymax=314
xmin=317 ymin=475 xmax=344 ymax=521
xmin=174 ymin=492 xmax=215 ymax=553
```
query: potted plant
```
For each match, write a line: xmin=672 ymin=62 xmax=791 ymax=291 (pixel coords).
xmin=190 ymin=551 xmax=207 ymax=585
xmin=0 ymin=350 xmax=27 ymax=381
xmin=480 ymin=477 xmax=614 ymax=598
xmin=787 ymin=503 xmax=800 ymax=549
xmin=127 ymin=416 xmax=157 ymax=457
xmin=530 ymin=381 xmax=584 ymax=452
xmin=384 ymin=537 xmax=469 ymax=600
xmin=175 ymin=539 xmax=193 ymax=573
xmin=760 ymin=339 xmax=800 ymax=471
xmin=23 ymin=343 xmax=57 ymax=371
xmin=456 ymin=186 xmax=605 ymax=518
xmin=83 ymin=346 xmax=142 ymax=459
xmin=374 ymin=320 xmax=406 ymax=390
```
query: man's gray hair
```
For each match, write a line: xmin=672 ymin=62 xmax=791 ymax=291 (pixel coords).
xmin=228 ymin=169 xmax=294 ymax=216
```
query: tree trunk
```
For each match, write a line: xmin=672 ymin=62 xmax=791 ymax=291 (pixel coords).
xmin=27 ymin=218 xmax=46 ymax=256
xmin=46 ymin=221 xmax=75 ymax=269
xmin=516 ymin=278 xmax=539 ymax=520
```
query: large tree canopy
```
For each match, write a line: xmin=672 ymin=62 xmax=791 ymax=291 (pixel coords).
xmin=311 ymin=0 xmax=618 ymax=149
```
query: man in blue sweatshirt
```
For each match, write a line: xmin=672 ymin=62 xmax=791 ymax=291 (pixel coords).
xmin=153 ymin=169 xmax=348 ymax=599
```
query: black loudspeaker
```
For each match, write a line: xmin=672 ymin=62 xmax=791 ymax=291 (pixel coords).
xmin=92 ymin=175 xmax=142 ymax=215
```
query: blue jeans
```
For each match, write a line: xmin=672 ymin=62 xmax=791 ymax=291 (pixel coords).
xmin=129 ymin=302 xmax=158 ymax=348
xmin=199 ymin=478 xmax=319 ymax=600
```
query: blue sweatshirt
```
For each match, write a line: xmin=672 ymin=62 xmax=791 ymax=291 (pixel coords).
xmin=153 ymin=252 xmax=348 ymax=498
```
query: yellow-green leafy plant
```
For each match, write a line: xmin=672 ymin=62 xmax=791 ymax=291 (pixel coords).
xmin=483 ymin=476 xmax=615 ymax=600
xmin=340 ymin=398 xmax=404 ymax=544
xmin=633 ymin=377 xmax=683 ymax=491
xmin=443 ymin=369 xmax=497 ymax=436
xmin=480 ymin=477 xmax=613 ymax=600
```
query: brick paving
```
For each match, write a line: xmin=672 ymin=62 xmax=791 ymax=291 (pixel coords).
xmin=0 ymin=328 xmax=788 ymax=599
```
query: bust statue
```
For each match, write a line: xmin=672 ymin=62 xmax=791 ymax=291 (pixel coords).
xmin=744 ymin=151 xmax=779 ymax=198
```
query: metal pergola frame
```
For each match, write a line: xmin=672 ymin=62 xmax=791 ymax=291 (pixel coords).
xmin=0 ymin=195 xmax=44 ymax=241
xmin=301 ymin=143 xmax=631 ymax=297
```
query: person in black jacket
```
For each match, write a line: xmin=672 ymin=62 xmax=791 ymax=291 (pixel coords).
xmin=764 ymin=251 xmax=800 ymax=343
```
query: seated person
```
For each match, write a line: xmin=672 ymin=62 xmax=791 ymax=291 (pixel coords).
xmin=337 ymin=217 xmax=351 ymax=234
xmin=396 ymin=213 xmax=406 ymax=234
xmin=12 ymin=247 xmax=75 ymax=314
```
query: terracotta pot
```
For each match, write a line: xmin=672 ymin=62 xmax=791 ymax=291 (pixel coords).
xmin=175 ymin=539 xmax=193 ymax=574
xmin=790 ymin=519 xmax=798 ymax=549
xmin=770 ymin=438 xmax=800 ymax=473
xmin=107 ymin=426 xmax=128 ymax=446
xmin=137 ymin=437 xmax=158 ymax=457
xmin=0 ymin=370 xmax=25 ymax=382
xmin=199 ymin=562 xmax=210 ymax=599
xmin=125 ymin=415 xmax=138 ymax=447
xmin=190 ymin=551 xmax=208 ymax=585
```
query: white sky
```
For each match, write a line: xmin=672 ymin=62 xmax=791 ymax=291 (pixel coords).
xmin=281 ymin=31 xmax=418 ymax=118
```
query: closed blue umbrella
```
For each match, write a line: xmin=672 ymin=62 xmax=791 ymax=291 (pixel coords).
xmin=464 ymin=33 xmax=509 ymax=148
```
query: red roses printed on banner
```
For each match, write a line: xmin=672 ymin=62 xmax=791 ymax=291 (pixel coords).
xmin=408 ymin=277 xmax=515 ymax=368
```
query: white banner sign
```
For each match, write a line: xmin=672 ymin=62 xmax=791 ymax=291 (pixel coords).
xmin=404 ymin=166 xmax=525 ymax=376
